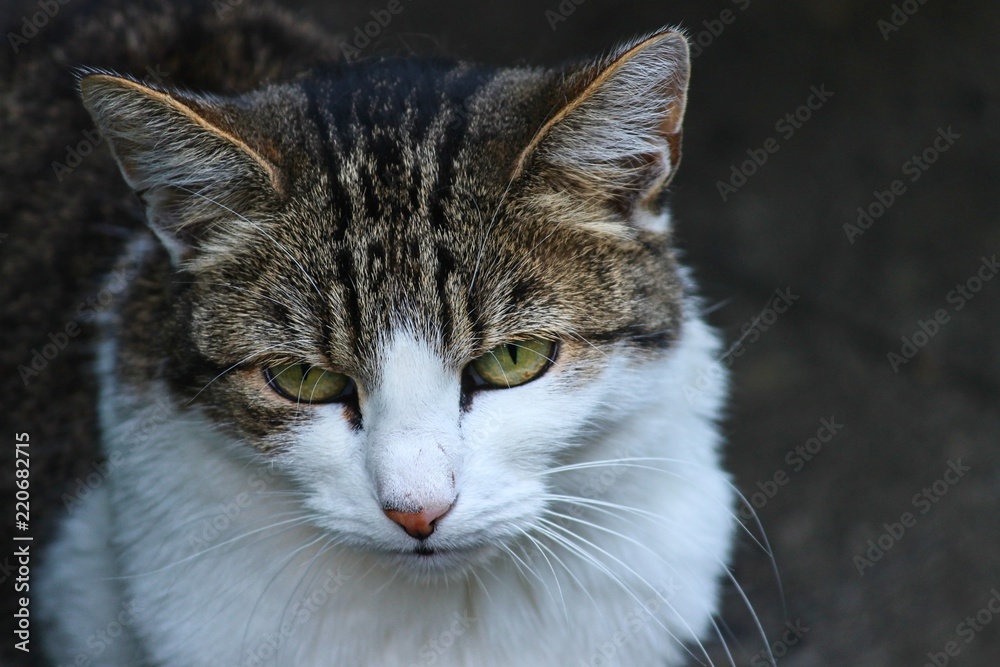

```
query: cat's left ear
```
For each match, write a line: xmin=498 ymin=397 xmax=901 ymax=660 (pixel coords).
xmin=513 ymin=30 xmax=689 ymax=234
xmin=80 ymin=73 xmax=281 ymax=266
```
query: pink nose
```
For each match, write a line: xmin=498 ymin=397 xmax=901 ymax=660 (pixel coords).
xmin=384 ymin=502 xmax=454 ymax=540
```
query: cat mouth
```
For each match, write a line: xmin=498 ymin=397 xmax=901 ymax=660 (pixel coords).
xmin=409 ymin=544 xmax=477 ymax=559
xmin=392 ymin=542 xmax=493 ymax=570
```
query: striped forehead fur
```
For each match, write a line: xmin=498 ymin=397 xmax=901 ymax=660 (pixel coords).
xmin=84 ymin=34 xmax=690 ymax=431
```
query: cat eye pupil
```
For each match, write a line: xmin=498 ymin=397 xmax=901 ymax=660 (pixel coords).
xmin=266 ymin=342 xmax=554 ymax=403
xmin=467 ymin=338 xmax=556 ymax=390
xmin=265 ymin=363 xmax=352 ymax=404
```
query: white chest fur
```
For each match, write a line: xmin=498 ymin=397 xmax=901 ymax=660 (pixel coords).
xmin=38 ymin=317 xmax=732 ymax=667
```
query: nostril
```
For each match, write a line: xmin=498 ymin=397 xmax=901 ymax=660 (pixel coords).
xmin=383 ymin=501 xmax=454 ymax=541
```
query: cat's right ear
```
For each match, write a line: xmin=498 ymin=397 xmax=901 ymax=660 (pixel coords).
xmin=511 ymin=30 xmax=690 ymax=236
xmin=80 ymin=73 xmax=281 ymax=266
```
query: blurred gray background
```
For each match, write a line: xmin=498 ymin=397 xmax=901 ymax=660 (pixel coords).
xmin=3 ymin=0 xmax=998 ymax=665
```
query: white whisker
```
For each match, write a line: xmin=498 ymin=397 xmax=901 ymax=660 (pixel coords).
xmin=533 ymin=521 xmax=708 ymax=666
xmin=519 ymin=531 xmax=568 ymax=619
xmin=107 ymin=515 xmax=315 ymax=580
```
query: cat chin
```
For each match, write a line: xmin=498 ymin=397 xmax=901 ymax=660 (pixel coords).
xmin=383 ymin=543 xmax=499 ymax=577
xmin=336 ymin=528 xmax=506 ymax=575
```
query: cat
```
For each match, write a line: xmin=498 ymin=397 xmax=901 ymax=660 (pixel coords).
xmin=9 ymin=2 xmax=735 ymax=665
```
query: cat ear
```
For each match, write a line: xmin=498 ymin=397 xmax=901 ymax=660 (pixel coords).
xmin=514 ymin=30 xmax=690 ymax=234
xmin=80 ymin=73 xmax=281 ymax=265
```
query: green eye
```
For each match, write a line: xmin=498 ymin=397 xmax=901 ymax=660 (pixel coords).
xmin=264 ymin=363 xmax=353 ymax=403
xmin=469 ymin=339 xmax=556 ymax=388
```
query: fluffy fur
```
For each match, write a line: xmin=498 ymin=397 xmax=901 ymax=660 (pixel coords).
xmin=40 ymin=302 xmax=731 ymax=667
xmin=25 ymin=3 xmax=735 ymax=665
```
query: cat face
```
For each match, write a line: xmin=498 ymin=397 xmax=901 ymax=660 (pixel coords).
xmin=83 ymin=32 xmax=691 ymax=571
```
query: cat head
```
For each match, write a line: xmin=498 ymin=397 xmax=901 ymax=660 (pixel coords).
xmin=82 ymin=30 xmax=692 ymax=570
